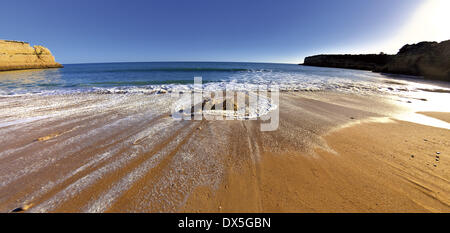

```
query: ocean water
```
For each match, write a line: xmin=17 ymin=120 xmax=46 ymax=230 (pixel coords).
xmin=0 ymin=62 xmax=448 ymax=96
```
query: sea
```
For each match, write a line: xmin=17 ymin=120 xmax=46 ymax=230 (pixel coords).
xmin=0 ymin=62 xmax=448 ymax=97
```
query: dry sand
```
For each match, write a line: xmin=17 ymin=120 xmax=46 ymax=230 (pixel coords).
xmin=183 ymin=118 xmax=449 ymax=213
xmin=0 ymin=91 xmax=448 ymax=213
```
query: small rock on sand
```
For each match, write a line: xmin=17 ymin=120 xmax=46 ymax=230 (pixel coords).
xmin=36 ymin=133 xmax=60 ymax=142
xmin=10 ymin=203 xmax=33 ymax=213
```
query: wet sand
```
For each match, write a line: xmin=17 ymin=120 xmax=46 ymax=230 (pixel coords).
xmin=0 ymin=91 xmax=449 ymax=213
xmin=418 ymin=112 xmax=450 ymax=123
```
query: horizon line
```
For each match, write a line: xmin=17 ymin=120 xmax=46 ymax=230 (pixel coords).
xmin=61 ymin=60 xmax=301 ymax=66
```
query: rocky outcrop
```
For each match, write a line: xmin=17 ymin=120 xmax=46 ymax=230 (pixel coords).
xmin=373 ymin=41 xmax=450 ymax=80
xmin=302 ymin=54 xmax=393 ymax=71
xmin=303 ymin=40 xmax=450 ymax=81
xmin=0 ymin=40 xmax=63 ymax=71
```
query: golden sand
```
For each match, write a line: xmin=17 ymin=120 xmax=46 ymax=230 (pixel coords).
xmin=0 ymin=92 xmax=448 ymax=213
xmin=182 ymin=118 xmax=449 ymax=213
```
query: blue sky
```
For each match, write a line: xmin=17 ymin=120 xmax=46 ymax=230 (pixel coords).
xmin=1 ymin=0 xmax=435 ymax=64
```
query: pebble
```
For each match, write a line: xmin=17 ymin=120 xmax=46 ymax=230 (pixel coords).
xmin=411 ymin=155 xmax=414 ymax=158
xmin=436 ymin=152 xmax=440 ymax=155
xmin=10 ymin=203 xmax=33 ymax=213
xmin=11 ymin=207 xmax=24 ymax=213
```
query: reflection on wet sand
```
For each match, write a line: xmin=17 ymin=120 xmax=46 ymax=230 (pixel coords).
xmin=0 ymin=89 xmax=448 ymax=212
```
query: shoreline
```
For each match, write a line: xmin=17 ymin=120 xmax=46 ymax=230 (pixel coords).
xmin=0 ymin=91 xmax=448 ymax=212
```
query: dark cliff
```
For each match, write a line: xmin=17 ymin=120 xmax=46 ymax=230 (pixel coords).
xmin=302 ymin=54 xmax=393 ymax=71
xmin=303 ymin=40 xmax=450 ymax=81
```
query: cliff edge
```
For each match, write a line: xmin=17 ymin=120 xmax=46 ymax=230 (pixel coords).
xmin=0 ymin=40 xmax=63 ymax=72
xmin=303 ymin=40 xmax=450 ymax=81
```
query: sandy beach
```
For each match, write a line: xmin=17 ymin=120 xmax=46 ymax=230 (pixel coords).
xmin=183 ymin=118 xmax=449 ymax=213
xmin=3 ymin=0 xmax=450 ymax=224
xmin=0 ymin=88 xmax=448 ymax=213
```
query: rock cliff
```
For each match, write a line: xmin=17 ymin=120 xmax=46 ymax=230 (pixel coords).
xmin=373 ymin=41 xmax=450 ymax=80
xmin=0 ymin=40 xmax=63 ymax=71
xmin=302 ymin=54 xmax=393 ymax=71
xmin=303 ymin=40 xmax=450 ymax=81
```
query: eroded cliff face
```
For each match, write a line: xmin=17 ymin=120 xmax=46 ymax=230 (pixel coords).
xmin=303 ymin=40 xmax=450 ymax=81
xmin=0 ymin=40 xmax=63 ymax=71
xmin=374 ymin=41 xmax=450 ymax=80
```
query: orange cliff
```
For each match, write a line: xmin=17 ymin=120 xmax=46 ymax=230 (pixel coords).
xmin=0 ymin=40 xmax=63 ymax=71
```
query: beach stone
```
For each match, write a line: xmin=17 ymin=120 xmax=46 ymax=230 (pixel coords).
xmin=10 ymin=203 xmax=33 ymax=213
xmin=203 ymin=98 xmax=239 ymax=112
xmin=11 ymin=207 xmax=24 ymax=213
xmin=36 ymin=132 xmax=60 ymax=142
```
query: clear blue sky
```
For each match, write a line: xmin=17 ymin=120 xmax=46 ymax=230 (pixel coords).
xmin=1 ymin=0 xmax=429 ymax=64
